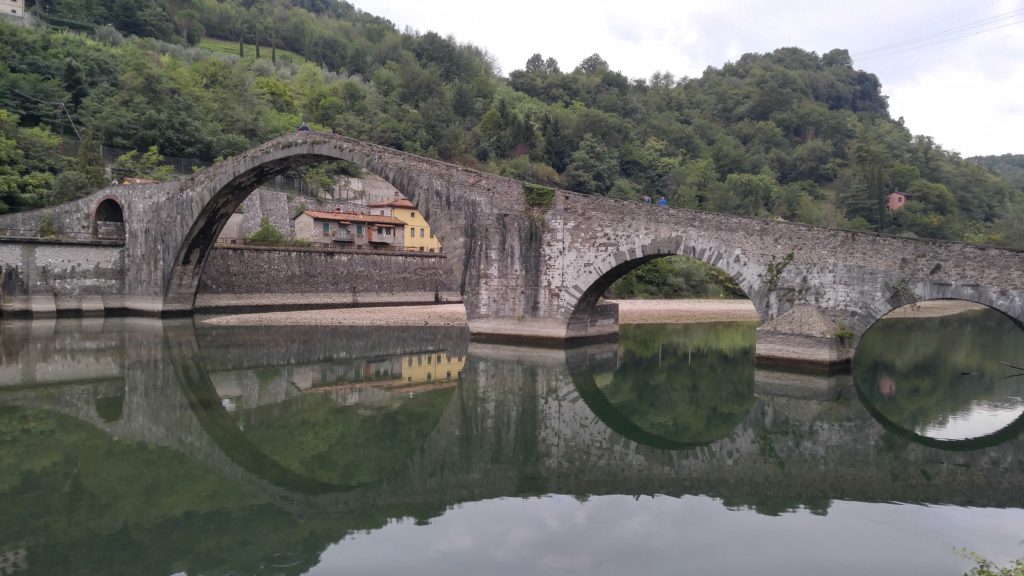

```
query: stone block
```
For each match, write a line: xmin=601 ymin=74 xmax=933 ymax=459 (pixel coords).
xmin=29 ymin=294 xmax=56 ymax=318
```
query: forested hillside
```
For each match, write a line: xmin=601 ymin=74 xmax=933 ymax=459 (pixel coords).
xmin=2 ymin=0 xmax=1022 ymax=250
xmin=971 ymin=154 xmax=1024 ymax=193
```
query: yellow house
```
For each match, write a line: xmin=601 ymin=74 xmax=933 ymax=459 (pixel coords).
xmin=296 ymin=351 xmax=465 ymax=398
xmin=368 ymin=197 xmax=442 ymax=253
xmin=401 ymin=352 xmax=464 ymax=385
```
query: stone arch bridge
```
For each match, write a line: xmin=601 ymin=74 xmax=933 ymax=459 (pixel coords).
xmin=1 ymin=132 xmax=1022 ymax=364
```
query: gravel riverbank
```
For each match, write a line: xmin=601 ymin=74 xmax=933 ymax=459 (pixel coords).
xmin=199 ymin=298 xmax=981 ymax=327
xmin=200 ymin=299 xmax=758 ymax=327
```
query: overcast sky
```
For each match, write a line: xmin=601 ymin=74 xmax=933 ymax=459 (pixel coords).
xmin=352 ymin=0 xmax=1024 ymax=157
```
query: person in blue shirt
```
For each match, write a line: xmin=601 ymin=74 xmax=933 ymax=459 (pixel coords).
xmin=658 ymin=195 xmax=667 ymax=207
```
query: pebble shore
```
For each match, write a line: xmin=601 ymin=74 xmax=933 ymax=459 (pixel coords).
xmin=199 ymin=298 xmax=981 ymax=327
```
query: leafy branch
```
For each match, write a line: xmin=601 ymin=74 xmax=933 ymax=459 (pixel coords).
xmin=761 ymin=251 xmax=794 ymax=293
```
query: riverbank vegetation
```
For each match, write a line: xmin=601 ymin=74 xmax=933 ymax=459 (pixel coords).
xmin=609 ymin=257 xmax=746 ymax=299
xmin=2 ymin=0 xmax=1022 ymax=254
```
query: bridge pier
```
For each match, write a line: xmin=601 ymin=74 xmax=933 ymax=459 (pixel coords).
xmin=754 ymin=305 xmax=853 ymax=369
xmin=467 ymin=302 xmax=619 ymax=345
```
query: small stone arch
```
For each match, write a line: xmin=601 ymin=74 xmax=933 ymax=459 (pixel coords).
xmin=565 ymin=238 xmax=767 ymax=338
xmin=852 ymin=280 xmax=1024 ymax=339
xmin=92 ymin=196 xmax=125 ymax=239
xmin=94 ymin=393 xmax=124 ymax=422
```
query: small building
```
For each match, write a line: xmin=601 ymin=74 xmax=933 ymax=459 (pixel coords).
xmin=2 ymin=0 xmax=24 ymax=17
xmin=293 ymin=209 xmax=405 ymax=250
xmin=368 ymin=196 xmax=442 ymax=253
xmin=887 ymin=190 xmax=907 ymax=212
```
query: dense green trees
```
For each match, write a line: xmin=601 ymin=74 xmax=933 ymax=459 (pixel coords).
xmin=610 ymin=257 xmax=746 ymax=299
xmin=2 ymin=1 xmax=1021 ymax=256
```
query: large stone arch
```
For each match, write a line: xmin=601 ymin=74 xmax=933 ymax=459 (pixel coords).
xmin=161 ymin=133 xmax=479 ymax=311
xmin=564 ymin=236 xmax=767 ymax=338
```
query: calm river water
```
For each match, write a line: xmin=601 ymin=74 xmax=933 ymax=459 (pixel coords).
xmin=1 ymin=307 xmax=1023 ymax=575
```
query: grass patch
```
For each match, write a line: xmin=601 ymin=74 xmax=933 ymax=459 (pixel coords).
xmin=523 ymin=183 xmax=555 ymax=210
xmin=198 ymin=37 xmax=306 ymax=64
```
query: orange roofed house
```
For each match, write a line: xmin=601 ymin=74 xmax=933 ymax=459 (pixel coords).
xmin=293 ymin=209 xmax=405 ymax=250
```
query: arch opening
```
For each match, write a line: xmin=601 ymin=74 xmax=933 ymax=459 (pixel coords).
xmin=853 ymin=298 xmax=1024 ymax=447
xmin=92 ymin=198 xmax=124 ymax=240
xmin=165 ymin=137 xmax=461 ymax=313
xmin=567 ymin=251 xmax=760 ymax=340
xmin=564 ymin=252 xmax=760 ymax=446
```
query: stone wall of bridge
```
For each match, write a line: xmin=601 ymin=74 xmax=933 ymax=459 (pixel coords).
xmin=0 ymin=132 xmax=1021 ymax=363
xmin=0 ymin=238 xmax=125 ymax=316
xmin=514 ymin=190 xmax=1024 ymax=360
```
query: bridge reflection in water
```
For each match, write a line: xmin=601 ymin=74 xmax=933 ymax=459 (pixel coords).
xmin=1 ymin=317 xmax=1023 ymax=575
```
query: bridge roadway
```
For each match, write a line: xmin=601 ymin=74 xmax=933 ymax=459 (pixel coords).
xmin=1 ymin=318 xmax=1022 ymax=519
xmin=1 ymin=133 xmax=1023 ymax=365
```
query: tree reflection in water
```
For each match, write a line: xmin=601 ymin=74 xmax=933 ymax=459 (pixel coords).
xmin=577 ymin=322 xmax=757 ymax=447
xmin=854 ymin=304 xmax=1024 ymax=442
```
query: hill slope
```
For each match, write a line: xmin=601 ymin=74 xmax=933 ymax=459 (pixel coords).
xmin=3 ymin=0 xmax=1021 ymax=249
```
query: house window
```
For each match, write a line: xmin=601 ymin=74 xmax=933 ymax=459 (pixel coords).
xmin=408 ymin=228 xmax=414 ymax=237
xmin=322 ymin=222 xmax=329 ymax=235
xmin=420 ymin=228 xmax=425 ymax=238
xmin=357 ymin=224 xmax=364 ymax=236
xmin=430 ymin=231 xmax=435 ymax=238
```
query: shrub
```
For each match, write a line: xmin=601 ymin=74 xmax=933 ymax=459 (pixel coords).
xmin=246 ymin=218 xmax=284 ymax=245
xmin=37 ymin=213 xmax=57 ymax=238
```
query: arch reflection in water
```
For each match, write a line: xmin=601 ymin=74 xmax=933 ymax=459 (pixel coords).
xmin=572 ymin=322 xmax=757 ymax=448
xmin=854 ymin=301 xmax=1024 ymax=444
xmin=183 ymin=324 xmax=468 ymax=490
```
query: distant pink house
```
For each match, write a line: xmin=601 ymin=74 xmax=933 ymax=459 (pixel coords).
xmin=887 ymin=191 xmax=907 ymax=211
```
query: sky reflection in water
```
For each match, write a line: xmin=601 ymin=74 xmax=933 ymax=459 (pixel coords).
xmin=854 ymin=306 xmax=1024 ymax=441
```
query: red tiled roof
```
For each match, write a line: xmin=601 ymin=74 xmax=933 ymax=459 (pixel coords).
xmin=367 ymin=198 xmax=415 ymax=209
xmin=300 ymin=210 xmax=406 ymax=226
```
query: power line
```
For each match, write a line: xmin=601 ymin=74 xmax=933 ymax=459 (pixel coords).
xmin=854 ymin=18 xmax=1024 ymax=61
xmin=10 ymin=88 xmax=82 ymax=141
xmin=854 ymin=8 xmax=1024 ymax=57
xmin=851 ymin=9 xmax=1024 ymax=61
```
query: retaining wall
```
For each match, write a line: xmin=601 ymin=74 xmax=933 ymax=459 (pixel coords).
xmin=195 ymin=245 xmax=461 ymax=312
